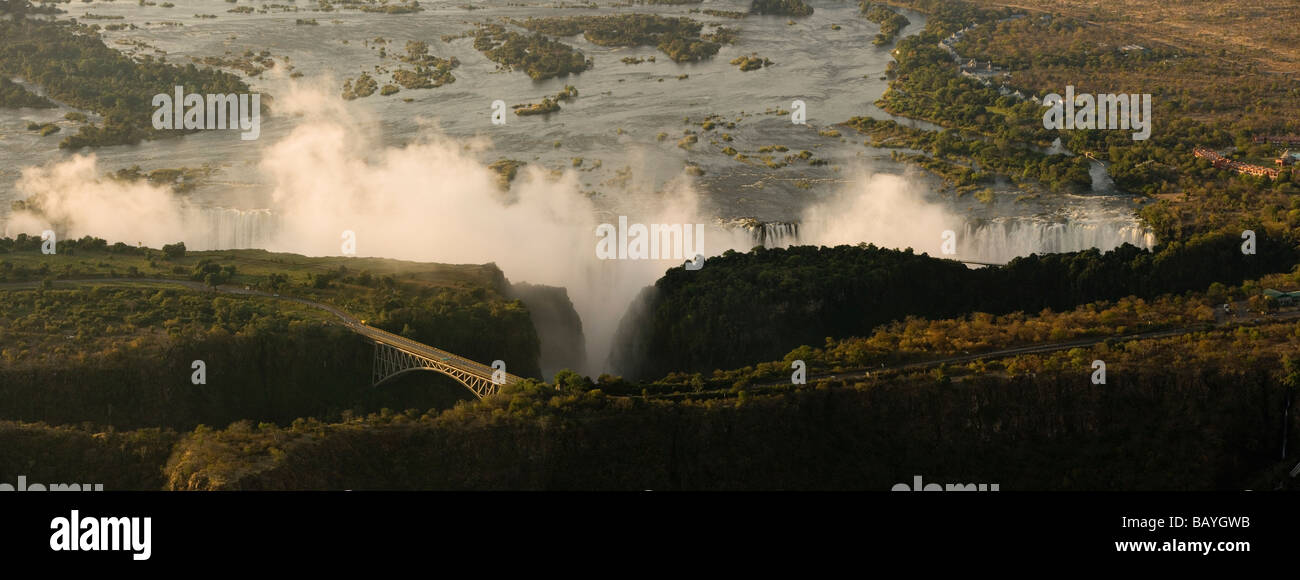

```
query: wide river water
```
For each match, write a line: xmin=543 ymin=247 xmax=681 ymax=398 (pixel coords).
xmin=2 ymin=0 xmax=1151 ymax=246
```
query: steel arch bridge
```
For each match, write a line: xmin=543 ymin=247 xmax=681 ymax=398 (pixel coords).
xmin=370 ymin=340 xmax=520 ymax=399
xmin=271 ymin=294 xmax=524 ymax=399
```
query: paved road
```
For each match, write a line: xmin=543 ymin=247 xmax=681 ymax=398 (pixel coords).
xmin=0 ymin=277 xmax=519 ymax=384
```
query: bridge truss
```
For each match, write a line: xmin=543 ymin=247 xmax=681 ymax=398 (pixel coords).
xmin=371 ymin=342 xmax=505 ymax=399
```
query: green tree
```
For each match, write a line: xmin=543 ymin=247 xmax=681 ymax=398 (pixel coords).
xmin=162 ymin=242 xmax=186 ymax=259
xmin=553 ymin=369 xmax=593 ymax=392
xmin=1282 ymin=356 xmax=1300 ymax=389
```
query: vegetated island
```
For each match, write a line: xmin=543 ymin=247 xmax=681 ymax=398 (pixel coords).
xmin=513 ymin=85 xmax=578 ymax=116
xmin=342 ymin=40 xmax=459 ymax=99
xmin=859 ymin=1 xmax=910 ymax=45
xmin=748 ymin=0 xmax=813 ymax=17
xmin=511 ymin=14 xmax=738 ymax=63
xmin=468 ymin=23 xmax=592 ymax=80
xmin=0 ymin=0 xmax=255 ymax=149
xmin=730 ymin=54 xmax=773 ymax=71
xmin=488 ymin=158 xmax=526 ymax=190
xmin=317 ymin=0 xmax=424 ymax=14
xmin=0 ymin=76 xmax=54 ymax=108
xmin=700 ymin=9 xmax=746 ymax=19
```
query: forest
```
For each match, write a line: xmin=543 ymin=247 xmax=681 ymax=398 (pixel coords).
xmin=612 ymin=229 xmax=1299 ymax=378
xmin=0 ymin=285 xmax=517 ymax=430
xmin=0 ymin=239 xmax=545 ymax=429
xmin=859 ymin=2 xmax=910 ymax=45
xmin=871 ymin=0 xmax=1300 ymax=242
xmin=0 ymin=76 xmax=54 ymax=109
xmin=8 ymin=263 xmax=1299 ymax=490
xmin=513 ymin=14 xmax=736 ymax=63
xmin=845 ymin=116 xmax=1095 ymax=191
xmin=73 ymin=341 xmax=1300 ymax=490
xmin=471 ymin=23 xmax=592 ymax=81
xmin=0 ymin=1 xmax=252 ymax=148
xmin=749 ymin=0 xmax=813 ymax=17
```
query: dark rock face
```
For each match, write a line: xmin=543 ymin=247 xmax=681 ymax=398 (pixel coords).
xmin=508 ymin=282 xmax=587 ymax=379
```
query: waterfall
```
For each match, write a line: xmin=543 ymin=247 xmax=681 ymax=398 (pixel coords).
xmin=958 ymin=217 xmax=1154 ymax=264
xmin=716 ymin=218 xmax=800 ymax=249
xmin=183 ymin=207 xmax=276 ymax=251
xmin=727 ymin=216 xmax=1154 ymax=264
xmin=180 ymin=207 xmax=1154 ymax=265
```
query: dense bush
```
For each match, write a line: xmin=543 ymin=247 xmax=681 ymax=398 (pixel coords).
xmin=0 ymin=76 xmax=54 ymax=108
xmin=515 ymin=15 xmax=732 ymax=63
xmin=472 ymin=24 xmax=591 ymax=80
xmin=160 ymin=355 xmax=1297 ymax=490
xmin=0 ymin=5 xmax=252 ymax=148
xmin=614 ymin=230 xmax=1298 ymax=377
xmin=749 ymin=0 xmax=813 ymax=17
xmin=0 ymin=421 xmax=179 ymax=490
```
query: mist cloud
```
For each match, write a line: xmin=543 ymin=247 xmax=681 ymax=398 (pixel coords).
xmin=800 ymin=170 xmax=959 ymax=256
xmin=6 ymin=155 xmax=190 ymax=248
xmin=3 ymin=87 xmax=724 ymax=376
